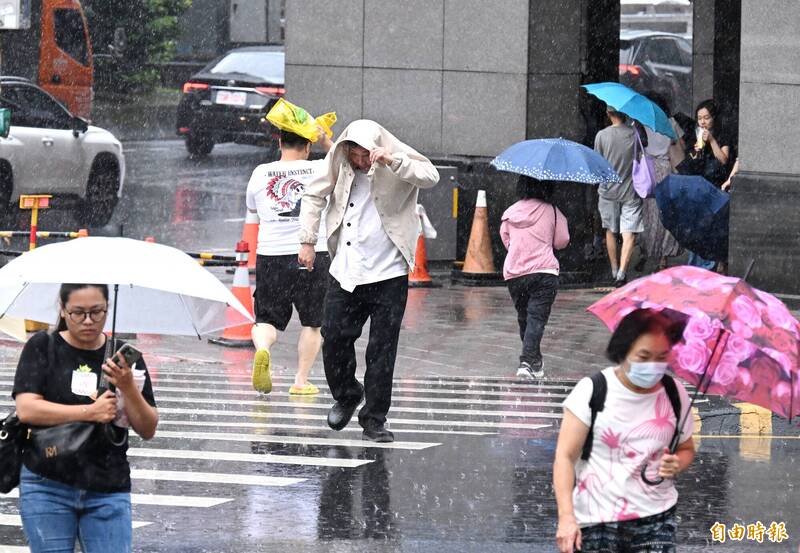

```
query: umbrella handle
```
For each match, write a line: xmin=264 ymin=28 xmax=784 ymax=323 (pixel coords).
xmin=640 ymin=464 xmax=664 ymax=487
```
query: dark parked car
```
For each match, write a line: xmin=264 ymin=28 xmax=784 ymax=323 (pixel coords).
xmin=619 ymin=30 xmax=693 ymax=115
xmin=176 ymin=46 xmax=285 ymax=156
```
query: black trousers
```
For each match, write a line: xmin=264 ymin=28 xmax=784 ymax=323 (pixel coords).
xmin=322 ymin=275 xmax=408 ymax=430
xmin=507 ymin=273 xmax=559 ymax=366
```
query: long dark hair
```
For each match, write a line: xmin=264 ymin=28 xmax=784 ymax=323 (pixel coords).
xmin=516 ymin=175 xmax=555 ymax=202
xmin=56 ymin=283 xmax=109 ymax=332
xmin=606 ymin=308 xmax=686 ymax=364
xmin=695 ymin=98 xmax=722 ymax=131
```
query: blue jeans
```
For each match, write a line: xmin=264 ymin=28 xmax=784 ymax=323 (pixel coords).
xmin=19 ymin=465 xmax=132 ymax=553
xmin=687 ymin=250 xmax=716 ymax=270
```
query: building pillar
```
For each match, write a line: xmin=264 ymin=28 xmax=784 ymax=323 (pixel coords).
xmin=728 ymin=0 xmax=800 ymax=294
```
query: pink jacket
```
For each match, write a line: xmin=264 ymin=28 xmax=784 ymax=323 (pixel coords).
xmin=500 ymin=199 xmax=570 ymax=280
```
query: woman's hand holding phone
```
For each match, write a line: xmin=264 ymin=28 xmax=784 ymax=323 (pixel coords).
xmin=103 ymin=345 xmax=142 ymax=394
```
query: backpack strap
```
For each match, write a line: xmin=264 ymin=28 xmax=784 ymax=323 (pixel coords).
xmin=660 ymin=374 xmax=683 ymax=451
xmin=580 ymin=372 xmax=607 ymax=461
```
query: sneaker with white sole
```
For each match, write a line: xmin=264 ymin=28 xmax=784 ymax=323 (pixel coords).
xmin=252 ymin=349 xmax=272 ymax=393
xmin=516 ymin=361 xmax=544 ymax=379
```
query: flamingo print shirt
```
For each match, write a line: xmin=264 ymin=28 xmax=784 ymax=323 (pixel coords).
xmin=563 ymin=367 xmax=694 ymax=526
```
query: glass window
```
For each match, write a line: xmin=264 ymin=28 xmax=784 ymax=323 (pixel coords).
xmin=619 ymin=40 xmax=635 ymax=65
xmin=643 ymin=38 xmax=681 ymax=66
xmin=4 ymin=85 xmax=71 ymax=129
xmin=54 ymin=9 xmax=89 ymax=66
xmin=206 ymin=51 xmax=284 ymax=83
xmin=676 ymin=38 xmax=693 ymax=66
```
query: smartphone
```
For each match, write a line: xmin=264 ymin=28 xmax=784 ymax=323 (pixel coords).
xmin=113 ymin=344 xmax=142 ymax=368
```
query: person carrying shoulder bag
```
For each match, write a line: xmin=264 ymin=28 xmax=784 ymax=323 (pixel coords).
xmin=12 ymin=283 xmax=158 ymax=553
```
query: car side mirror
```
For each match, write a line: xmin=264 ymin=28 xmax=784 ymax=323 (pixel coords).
xmin=0 ymin=108 xmax=10 ymax=138
xmin=71 ymin=116 xmax=89 ymax=137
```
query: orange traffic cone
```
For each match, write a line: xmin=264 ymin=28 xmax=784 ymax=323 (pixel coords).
xmin=209 ymin=241 xmax=255 ymax=347
xmin=452 ymin=189 xmax=503 ymax=286
xmin=409 ymin=234 xmax=438 ymax=288
xmin=242 ymin=211 xmax=259 ymax=271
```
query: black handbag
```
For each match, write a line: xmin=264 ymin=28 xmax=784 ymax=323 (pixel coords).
xmin=0 ymin=412 xmax=25 ymax=493
xmin=26 ymin=421 xmax=98 ymax=471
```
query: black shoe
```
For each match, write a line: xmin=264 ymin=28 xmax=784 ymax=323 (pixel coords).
xmin=362 ymin=426 xmax=394 ymax=443
xmin=613 ymin=277 xmax=627 ymax=288
xmin=327 ymin=398 xmax=361 ymax=431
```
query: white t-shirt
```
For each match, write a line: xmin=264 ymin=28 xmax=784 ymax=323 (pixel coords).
xmin=245 ymin=159 xmax=327 ymax=256
xmin=329 ymin=171 xmax=408 ymax=292
xmin=562 ymin=367 xmax=693 ymax=527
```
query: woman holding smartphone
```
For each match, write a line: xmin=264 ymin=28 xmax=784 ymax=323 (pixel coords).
xmin=12 ymin=283 xmax=159 ymax=553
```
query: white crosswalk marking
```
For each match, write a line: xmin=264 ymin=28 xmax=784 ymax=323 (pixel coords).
xmin=156 ymin=419 xmax=496 ymax=436
xmin=0 ymin=514 xmax=152 ymax=529
xmin=4 ymin=369 xmax=576 ymax=392
xmin=154 ymin=405 xmax=558 ymax=427
xmin=127 ymin=447 xmax=372 ymax=467
xmin=0 ymin=380 xmax=567 ymax=405
xmin=0 ymin=401 xmax=555 ymax=428
xmin=129 ymin=469 xmax=303 ymax=487
xmin=152 ymin=395 xmax=562 ymax=418
xmin=1 ymin=489 xmax=232 ymax=508
xmin=145 ymin=430 xmax=440 ymax=450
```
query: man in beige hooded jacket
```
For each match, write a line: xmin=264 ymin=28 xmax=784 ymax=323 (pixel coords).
xmin=298 ymin=120 xmax=439 ymax=442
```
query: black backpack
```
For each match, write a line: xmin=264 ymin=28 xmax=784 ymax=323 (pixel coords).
xmin=580 ymin=372 xmax=682 ymax=461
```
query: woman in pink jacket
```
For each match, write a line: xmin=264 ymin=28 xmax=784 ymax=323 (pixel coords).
xmin=500 ymin=177 xmax=570 ymax=379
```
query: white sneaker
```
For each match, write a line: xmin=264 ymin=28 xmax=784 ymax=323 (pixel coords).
xmin=516 ymin=361 xmax=544 ymax=379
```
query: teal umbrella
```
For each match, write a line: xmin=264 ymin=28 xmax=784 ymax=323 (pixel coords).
xmin=582 ymin=82 xmax=676 ymax=139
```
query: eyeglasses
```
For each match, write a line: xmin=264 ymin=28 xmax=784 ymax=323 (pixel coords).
xmin=65 ymin=309 xmax=107 ymax=323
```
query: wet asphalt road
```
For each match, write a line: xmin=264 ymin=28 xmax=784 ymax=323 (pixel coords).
xmin=0 ymin=140 xmax=799 ymax=552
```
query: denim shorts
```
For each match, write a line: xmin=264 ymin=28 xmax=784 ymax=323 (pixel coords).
xmin=19 ymin=465 xmax=132 ymax=553
xmin=579 ymin=506 xmax=677 ymax=552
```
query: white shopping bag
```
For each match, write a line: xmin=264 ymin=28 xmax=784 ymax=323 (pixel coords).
xmin=416 ymin=204 xmax=437 ymax=240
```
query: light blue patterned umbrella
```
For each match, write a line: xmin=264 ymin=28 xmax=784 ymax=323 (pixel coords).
xmin=490 ymin=138 xmax=621 ymax=185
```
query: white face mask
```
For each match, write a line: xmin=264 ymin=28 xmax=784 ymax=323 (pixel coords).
xmin=626 ymin=361 xmax=669 ymax=389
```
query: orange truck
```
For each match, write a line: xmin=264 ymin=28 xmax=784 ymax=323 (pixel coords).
xmin=1 ymin=0 xmax=93 ymax=119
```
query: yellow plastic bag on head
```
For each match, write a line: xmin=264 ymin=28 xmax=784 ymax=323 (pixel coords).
xmin=315 ymin=111 xmax=337 ymax=140
xmin=266 ymin=98 xmax=336 ymax=143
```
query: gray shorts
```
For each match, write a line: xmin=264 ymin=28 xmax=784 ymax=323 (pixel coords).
xmin=598 ymin=196 xmax=644 ymax=234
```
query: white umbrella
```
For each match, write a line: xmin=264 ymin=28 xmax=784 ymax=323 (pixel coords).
xmin=0 ymin=237 xmax=253 ymax=337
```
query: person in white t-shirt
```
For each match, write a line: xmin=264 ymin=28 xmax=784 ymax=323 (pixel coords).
xmin=245 ymin=127 xmax=333 ymax=396
xmin=553 ymin=309 xmax=696 ymax=553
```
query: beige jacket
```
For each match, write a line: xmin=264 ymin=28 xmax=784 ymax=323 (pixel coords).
xmin=298 ymin=120 xmax=440 ymax=268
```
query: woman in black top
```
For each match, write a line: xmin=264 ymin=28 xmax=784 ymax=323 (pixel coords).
xmin=13 ymin=283 xmax=158 ymax=553
xmin=678 ymin=98 xmax=733 ymax=187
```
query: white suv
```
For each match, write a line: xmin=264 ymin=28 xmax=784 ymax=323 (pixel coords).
xmin=0 ymin=77 xmax=125 ymax=226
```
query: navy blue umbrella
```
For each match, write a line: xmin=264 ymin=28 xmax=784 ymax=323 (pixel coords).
xmin=655 ymin=175 xmax=729 ymax=261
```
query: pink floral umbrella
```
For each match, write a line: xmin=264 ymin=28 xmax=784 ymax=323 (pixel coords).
xmin=588 ymin=266 xmax=800 ymax=421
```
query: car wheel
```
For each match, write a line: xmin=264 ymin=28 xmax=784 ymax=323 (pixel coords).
xmin=186 ymin=135 xmax=214 ymax=157
xmin=79 ymin=157 xmax=120 ymax=227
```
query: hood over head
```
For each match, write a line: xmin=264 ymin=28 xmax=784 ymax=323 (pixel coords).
xmin=327 ymin=120 xmax=429 ymax=178
xmin=502 ymin=199 xmax=556 ymax=241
